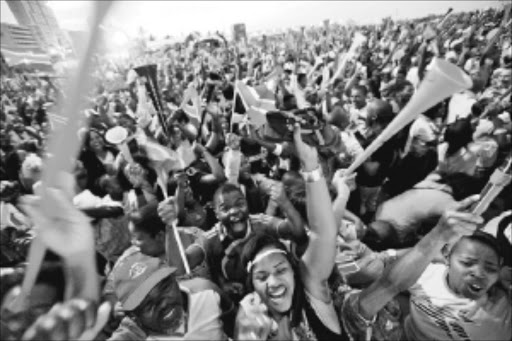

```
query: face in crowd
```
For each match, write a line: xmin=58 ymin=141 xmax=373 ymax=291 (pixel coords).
xmin=117 ymin=115 xmax=137 ymax=134
xmin=214 ymin=187 xmax=250 ymax=239
xmin=129 ymin=224 xmax=165 ymax=258
xmin=250 ymin=247 xmax=295 ymax=316
xmin=131 ymin=275 xmax=184 ymax=335
xmin=446 ymin=237 xmax=501 ymax=300
xmin=88 ymin=130 xmax=105 ymax=153
xmin=350 ymin=87 xmax=366 ymax=110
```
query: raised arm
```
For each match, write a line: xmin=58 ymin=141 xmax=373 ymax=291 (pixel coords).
xmin=268 ymin=181 xmax=307 ymax=243
xmin=293 ymin=124 xmax=338 ymax=302
xmin=21 ymin=188 xmax=100 ymax=303
xmin=196 ymin=143 xmax=226 ymax=184
xmin=331 ymin=170 xmax=357 ymax=240
xmin=356 ymin=195 xmax=482 ymax=320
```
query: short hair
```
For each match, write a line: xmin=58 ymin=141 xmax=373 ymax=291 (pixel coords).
xmin=444 ymin=119 xmax=473 ymax=154
xmin=450 ymin=231 xmax=502 ymax=262
xmin=422 ymin=102 xmax=444 ymax=120
xmin=130 ymin=203 xmax=165 ymax=238
xmin=363 ymin=220 xmax=400 ymax=251
xmin=351 ymin=85 xmax=368 ymax=96
xmin=439 ymin=172 xmax=484 ymax=201
xmin=213 ymin=183 xmax=244 ymax=208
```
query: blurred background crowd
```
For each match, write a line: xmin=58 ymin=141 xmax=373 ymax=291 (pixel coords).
xmin=0 ymin=3 xmax=511 ymax=341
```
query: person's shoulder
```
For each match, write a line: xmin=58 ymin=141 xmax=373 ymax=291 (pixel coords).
xmin=108 ymin=316 xmax=146 ymax=341
xmin=416 ymin=262 xmax=447 ymax=286
xmin=180 ymin=277 xmax=222 ymax=295
xmin=203 ymin=225 xmax=221 ymax=241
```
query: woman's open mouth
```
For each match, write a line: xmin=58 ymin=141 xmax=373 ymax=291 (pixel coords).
xmin=268 ymin=286 xmax=287 ymax=304
xmin=466 ymin=281 xmax=484 ymax=296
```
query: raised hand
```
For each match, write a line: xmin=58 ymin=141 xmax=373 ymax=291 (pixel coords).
xmin=157 ymin=196 xmax=178 ymax=226
xmin=292 ymin=123 xmax=318 ymax=172
xmin=19 ymin=186 xmax=94 ymax=259
xmin=434 ymin=195 xmax=484 ymax=244
xmin=235 ymin=292 xmax=276 ymax=341
xmin=332 ymin=169 xmax=357 ymax=196
xmin=21 ymin=299 xmax=111 ymax=341
xmin=269 ymin=182 xmax=288 ymax=205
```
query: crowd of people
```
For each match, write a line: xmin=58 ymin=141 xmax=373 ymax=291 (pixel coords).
xmin=1 ymin=4 xmax=511 ymax=341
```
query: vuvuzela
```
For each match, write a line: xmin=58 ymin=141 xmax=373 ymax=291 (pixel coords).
xmin=346 ymin=58 xmax=472 ymax=175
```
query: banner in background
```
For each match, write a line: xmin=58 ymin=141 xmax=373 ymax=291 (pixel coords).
xmin=232 ymin=23 xmax=248 ymax=44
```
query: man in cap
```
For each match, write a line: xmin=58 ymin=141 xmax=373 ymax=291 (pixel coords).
xmin=108 ymin=250 xmax=228 ymax=340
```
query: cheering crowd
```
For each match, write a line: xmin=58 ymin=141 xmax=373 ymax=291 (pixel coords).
xmin=1 ymin=4 xmax=511 ymax=341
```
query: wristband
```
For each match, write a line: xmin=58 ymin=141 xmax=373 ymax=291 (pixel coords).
xmin=300 ymin=166 xmax=323 ymax=183
xmin=386 ymin=249 xmax=397 ymax=259
xmin=272 ymin=144 xmax=283 ymax=156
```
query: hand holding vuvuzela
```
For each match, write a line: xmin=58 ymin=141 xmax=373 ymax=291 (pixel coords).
xmin=345 ymin=58 xmax=473 ymax=176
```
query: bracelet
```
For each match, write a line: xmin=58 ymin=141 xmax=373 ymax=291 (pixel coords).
xmin=300 ymin=166 xmax=323 ymax=183
xmin=386 ymin=249 xmax=397 ymax=260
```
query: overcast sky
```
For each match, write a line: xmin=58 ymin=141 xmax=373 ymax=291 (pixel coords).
xmin=1 ymin=0 xmax=504 ymax=38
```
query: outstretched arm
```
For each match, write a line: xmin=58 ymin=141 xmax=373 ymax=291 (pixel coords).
xmin=357 ymin=195 xmax=482 ymax=319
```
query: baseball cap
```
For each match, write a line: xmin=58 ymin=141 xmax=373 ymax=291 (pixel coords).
xmin=113 ymin=251 xmax=176 ymax=311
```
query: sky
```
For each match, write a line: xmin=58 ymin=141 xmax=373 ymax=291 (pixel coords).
xmin=1 ymin=0 xmax=505 ymax=38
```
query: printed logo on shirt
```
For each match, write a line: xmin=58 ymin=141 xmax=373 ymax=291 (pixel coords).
xmin=412 ymin=295 xmax=472 ymax=341
xmin=129 ymin=262 xmax=147 ymax=279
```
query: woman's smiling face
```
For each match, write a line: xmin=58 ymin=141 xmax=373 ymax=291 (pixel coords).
xmin=251 ymin=248 xmax=295 ymax=316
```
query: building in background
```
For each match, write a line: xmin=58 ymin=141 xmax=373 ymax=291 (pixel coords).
xmin=5 ymin=0 xmax=73 ymax=53
xmin=1 ymin=22 xmax=43 ymax=53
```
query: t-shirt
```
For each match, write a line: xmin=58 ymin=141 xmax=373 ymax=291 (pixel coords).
xmin=348 ymin=105 xmax=369 ymax=137
xmin=447 ymin=91 xmax=477 ymax=125
xmin=405 ymin=263 xmax=512 ymax=341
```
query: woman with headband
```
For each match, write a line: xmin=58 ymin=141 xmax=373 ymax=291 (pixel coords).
xmin=234 ymin=123 xmax=355 ymax=340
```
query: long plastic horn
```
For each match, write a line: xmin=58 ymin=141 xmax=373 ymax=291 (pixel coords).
xmin=345 ymin=58 xmax=472 ymax=175
xmin=11 ymin=1 xmax=113 ymax=313
xmin=134 ymin=64 xmax=168 ymax=137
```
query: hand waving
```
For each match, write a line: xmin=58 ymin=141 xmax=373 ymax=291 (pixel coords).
xmin=435 ymin=195 xmax=484 ymax=244
xmin=332 ymin=168 xmax=357 ymax=197
xmin=21 ymin=299 xmax=111 ymax=341
xmin=19 ymin=185 xmax=94 ymax=259
xmin=235 ymin=292 xmax=277 ymax=341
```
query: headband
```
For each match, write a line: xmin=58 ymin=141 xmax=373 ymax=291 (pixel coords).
xmin=246 ymin=249 xmax=287 ymax=273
